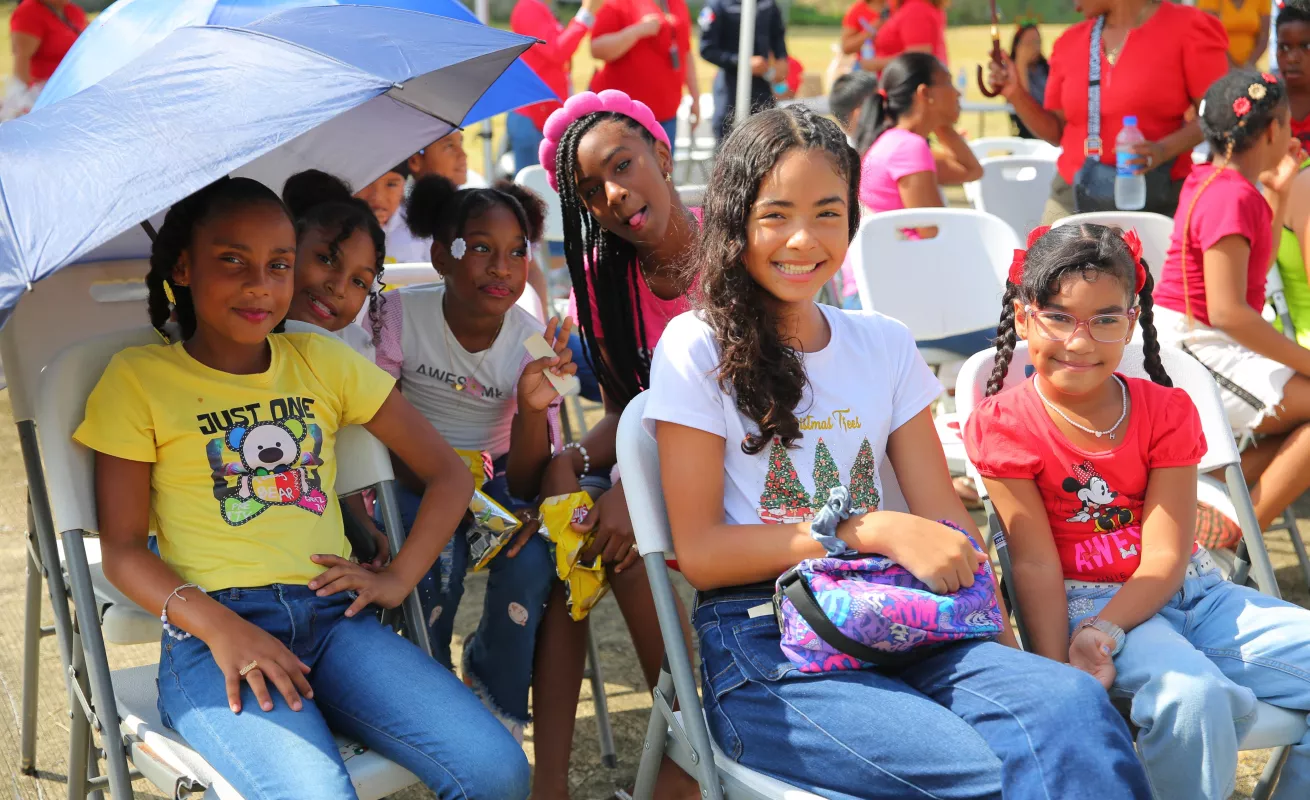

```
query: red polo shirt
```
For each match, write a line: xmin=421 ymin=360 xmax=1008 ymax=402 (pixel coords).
xmin=1044 ymin=2 xmax=1227 ymax=184
xmin=589 ymin=0 xmax=692 ymax=122
xmin=10 ymin=0 xmax=87 ymax=85
xmin=512 ymin=0 xmax=591 ymax=131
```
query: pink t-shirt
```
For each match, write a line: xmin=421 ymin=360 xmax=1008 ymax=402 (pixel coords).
xmin=565 ymin=207 xmax=701 ymax=355
xmin=841 ymin=128 xmax=936 ymax=298
xmin=1154 ymin=165 xmax=1273 ymax=327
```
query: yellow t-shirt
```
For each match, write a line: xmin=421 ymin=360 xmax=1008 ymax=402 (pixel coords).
xmin=74 ymin=333 xmax=395 ymax=591
xmin=1198 ymin=0 xmax=1265 ymax=65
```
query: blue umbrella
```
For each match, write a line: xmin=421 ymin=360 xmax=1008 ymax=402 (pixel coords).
xmin=34 ymin=0 xmax=553 ymax=125
xmin=0 ymin=5 xmax=536 ymax=323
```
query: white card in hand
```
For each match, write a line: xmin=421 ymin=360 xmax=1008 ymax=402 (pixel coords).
xmin=523 ymin=334 xmax=581 ymax=398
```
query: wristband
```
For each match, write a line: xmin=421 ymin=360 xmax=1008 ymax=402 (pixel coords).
xmin=161 ymin=583 xmax=200 ymax=641
xmin=809 ymin=485 xmax=854 ymax=556
xmin=1072 ymin=617 xmax=1126 ymax=657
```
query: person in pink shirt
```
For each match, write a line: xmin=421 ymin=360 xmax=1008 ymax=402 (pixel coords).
xmin=509 ymin=0 xmax=605 ymax=175
xmin=839 ymin=52 xmax=982 ymax=310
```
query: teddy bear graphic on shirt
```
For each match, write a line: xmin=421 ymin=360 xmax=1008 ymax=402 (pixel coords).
xmin=205 ymin=417 xmax=329 ymax=526
xmin=1062 ymin=460 xmax=1136 ymax=535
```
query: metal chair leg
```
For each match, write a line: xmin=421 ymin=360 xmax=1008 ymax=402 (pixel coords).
xmin=1252 ymin=744 xmax=1288 ymax=800
xmin=1278 ymin=506 xmax=1310 ymax=589
xmin=66 ymin=626 xmax=90 ymax=800
xmin=586 ymin=632 xmax=617 ymax=768
xmin=633 ymin=664 xmax=674 ymax=800
xmin=20 ymin=498 xmax=42 ymax=775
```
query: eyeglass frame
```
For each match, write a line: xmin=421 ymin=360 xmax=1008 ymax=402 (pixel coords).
xmin=1023 ymin=305 xmax=1140 ymax=344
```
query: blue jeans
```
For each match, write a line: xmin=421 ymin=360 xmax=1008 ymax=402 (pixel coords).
xmin=391 ymin=459 xmax=554 ymax=726
xmin=506 ymin=111 xmax=543 ymax=178
xmin=567 ymin=331 xmax=602 ymax=403
xmin=157 ymin=585 xmax=529 ymax=800
xmin=660 ymin=118 xmax=677 ymax=157
xmin=695 ymin=591 xmax=1151 ymax=799
xmin=1068 ymin=554 xmax=1310 ymax=800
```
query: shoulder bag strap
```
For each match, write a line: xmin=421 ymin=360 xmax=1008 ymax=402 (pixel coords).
xmin=777 ymin=568 xmax=914 ymax=668
xmin=1085 ymin=15 xmax=1105 ymax=160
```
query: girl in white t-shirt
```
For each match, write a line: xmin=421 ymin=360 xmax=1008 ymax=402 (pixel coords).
xmin=643 ymin=105 xmax=1152 ymax=798
xmin=374 ymin=175 xmax=576 ymax=742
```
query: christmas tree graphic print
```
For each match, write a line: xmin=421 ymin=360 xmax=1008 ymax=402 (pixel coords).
xmin=758 ymin=438 xmax=813 ymax=523
xmin=849 ymin=438 xmax=881 ymax=512
xmin=811 ymin=438 xmax=842 ymax=507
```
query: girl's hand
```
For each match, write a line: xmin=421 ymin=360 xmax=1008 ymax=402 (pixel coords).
xmin=865 ymin=516 xmax=988 ymax=594
xmin=505 ymin=512 xmax=543 ymax=558
xmin=1260 ymin=139 xmax=1307 ymax=196
xmin=576 ymin=487 xmax=641 ymax=573
xmin=518 ymin=317 xmax=578 ymax=414
xmin=1068 ymin=626 xmax=1117 ymax=689
xmin=308 ymin=554 xmax=411 ymax=617
xmin=206 ymin=615 xmax=313 ymax=714
xmin=988 ymin=51 xmax=1021 ymax=100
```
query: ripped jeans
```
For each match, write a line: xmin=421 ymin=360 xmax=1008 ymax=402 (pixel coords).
xmin=1067 ymin=552 xmax=1310 ymax=800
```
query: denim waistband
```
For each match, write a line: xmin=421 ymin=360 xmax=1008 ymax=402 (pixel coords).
xmin=207 ymin=584 xmax=326 ymax=602
xmin=1063 ymin=549 xmax=1219 ymax=592
xmin=696 ymin=581 xmax=775 ymax=607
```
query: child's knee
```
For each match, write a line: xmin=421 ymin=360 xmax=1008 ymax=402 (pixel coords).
xmin=1042 ymin=665 xmax=1123 ymax=725
xmin=1138 ymin=670 xmax=1256 ymax=733
xmin=450 ymin=737 xmax=531 ymax=800
xmin=498 ymin=534 xmax=555 ymax=604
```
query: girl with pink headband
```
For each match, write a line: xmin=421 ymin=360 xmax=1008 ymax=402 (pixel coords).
xmin=533 ymin=89 xmax=701 ymax=800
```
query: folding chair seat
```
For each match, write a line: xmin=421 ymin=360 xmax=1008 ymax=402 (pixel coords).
xmin=617 ymin=392 xmax=827 ymax=800
xmin=35 ymin=325 xmax=427 ymax=800
xmin=954 ymin=342 xmax=1307 ymax=800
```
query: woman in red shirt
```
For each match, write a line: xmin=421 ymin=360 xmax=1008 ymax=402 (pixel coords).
xmin=509 ymin=0 xmax=604 ymax=175
xmin=990 ymin=0 xmax=1227 ymax=221
xmin=863 ymin=0 xmax=949 ymax=73
xmin=9 ymin=0 xmax=85 ymax=89
xmin=589 ymin=0 xmax=700 ymax=144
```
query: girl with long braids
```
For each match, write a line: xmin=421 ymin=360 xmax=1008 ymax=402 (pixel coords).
xmin=1154 ymin=70 xmax=1310 ymax=535
xmin=966 ymin=222 xmax=1310 ymax=800
xmin=532 ymin=89 xmax=701 ymax=799
xmin=75 ymin=178 xmax=529 ymax=798
xmin=648 ymin=106 xmax=1149 ymax=799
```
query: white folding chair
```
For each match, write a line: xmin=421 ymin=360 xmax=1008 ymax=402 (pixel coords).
xmin=34 ymin=324 xmax=428 ymax=799
xmin=954 ymin=342 xmax=1307 ymax=800
xmin=1051 ymin=211 xmax=1175 ymax=284
xmin=966 ymin=155 xmax=1058 ymax=241
xmin=674 ymin=93 xmax=715 ymax=184
xmin=618 ymin=393 xmax=825 ymax=800
xmin=966 ymin=136 xmax=1061 ymax=162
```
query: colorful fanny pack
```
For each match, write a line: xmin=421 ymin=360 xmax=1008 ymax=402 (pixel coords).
xmin=774 ymin=491 xmax=1004 ymax=673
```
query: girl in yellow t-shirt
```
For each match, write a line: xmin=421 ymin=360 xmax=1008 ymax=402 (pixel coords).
xmin=1199 ymin=0 xmax=1271 ymax=68
xmin=73 ymin=177 xmax=530 ymax=800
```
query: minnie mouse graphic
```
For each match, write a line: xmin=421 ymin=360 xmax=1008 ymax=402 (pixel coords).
xmin=1062 ymin=461 xmax=1135 ymax=533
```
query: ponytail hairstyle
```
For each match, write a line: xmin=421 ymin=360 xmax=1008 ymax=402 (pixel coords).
xmin=147 ymin=177 xmax=289 ymax=342
xmin=694 ymin=105 xmax=861 ymax=455
xmin=853 ymin=52 xmax=943 ymax=156
xmin=553 ymin=111 xmax=666 ymax=405
xmin=987 ymin=223 xmax=1172 ymax=396
xmin=405 ymin=174 xmax=546 ymax=250
xmin=282 ymin=169 xmax=388 ymax=342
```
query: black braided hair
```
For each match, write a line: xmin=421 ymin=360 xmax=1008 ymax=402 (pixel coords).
xmin=406 ymin=175 xmax=545 ymax=247
xmin=553 ymin=112 xmax=665 ymax=406
xmin=986 ymin=223 xmax=1173 ymax=396
xmin=147 ymin=177 xmax=289 ymax=342
xmin=693 ymin=105 xmax=862 ymax=454
xmin=1278 ymin=0 xmax=1310 ymax=30
xmin=282 ymin=169 xmax=388 ymax=342
xmin=853 ymin=52 xmax=943 ymax=156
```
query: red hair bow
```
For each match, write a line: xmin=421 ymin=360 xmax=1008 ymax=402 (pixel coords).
xmin=1121 ymin=229 xmax=1148 ymax=293
xmin=1008 ymin=225 xmax=1051 ymax=285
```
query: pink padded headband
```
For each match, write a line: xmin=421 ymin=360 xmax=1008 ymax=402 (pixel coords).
xmin=538 ymin=90 xmax=671 ymax=192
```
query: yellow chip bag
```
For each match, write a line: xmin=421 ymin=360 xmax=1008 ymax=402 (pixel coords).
xmin=538 ymin=492 xmax=608 ymax=620
xmin=467 ymin=489 xmax=522 ymax=572
xmin=455 ymin=449 xmax=489 ymax=491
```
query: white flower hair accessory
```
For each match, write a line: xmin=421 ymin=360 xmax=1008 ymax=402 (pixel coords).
xmin=1198 ymin=99 xmax=1207 ymax=118
xmin=449 ymin=237 xmax=466 ymax=260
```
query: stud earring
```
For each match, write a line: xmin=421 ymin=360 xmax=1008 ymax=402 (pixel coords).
xmin=665 ymin=173 xmax=672 ymax=183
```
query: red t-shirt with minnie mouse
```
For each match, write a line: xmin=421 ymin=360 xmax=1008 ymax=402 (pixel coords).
xmin=964 ymin=375 xmax=1205 ymax=583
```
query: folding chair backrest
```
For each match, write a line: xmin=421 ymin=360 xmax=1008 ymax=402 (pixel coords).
xmin=967 ymin=137 xmax=1061 ymax=161
xmin=851 ymin=208 xmax=1019 ymax=340
xmin=515 ymin=165 xmax=564 ymax=244
xmin=955 ymin=342 xmax=1239 ymax=476
xmin=2 ymin=259 xmax=151 ymax=424
xmin=1050 ymin=211 xmax=1175 ymax=284
xmin=969 ymin=156 xmax=1058 ymax=241
xmin=617 ymin=393 xmax=673 ymax=557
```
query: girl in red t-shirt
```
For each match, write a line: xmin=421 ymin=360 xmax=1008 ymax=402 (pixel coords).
xmin=966 ymin=223 xmax=1310 ymax=800
xmin=1154 ymin=71 xmax=1310 ymax=536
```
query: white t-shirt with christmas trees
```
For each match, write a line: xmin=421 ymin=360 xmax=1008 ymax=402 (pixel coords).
xmin=643 ymin=305 xmax=941 ymax=525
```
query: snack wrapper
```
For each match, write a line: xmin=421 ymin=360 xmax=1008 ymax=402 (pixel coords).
xmin=455 ymin=448 xmax=491 ymax=492
xmin=539 ymin=492 xmax=610 ymax=621
xmin=467 ymin=489 xmax=522 ymax=572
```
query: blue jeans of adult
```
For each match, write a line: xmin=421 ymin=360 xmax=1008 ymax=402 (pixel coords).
xmin=694 ymin=589 xmax=1151 ymax=799
xmin=390 ymin=458 xmax=554 ymax=727
xmin=506 ymin=111 xmax=543 ymax=178
xmin=1068 ymin=552 xmax=1310 ymax=799
xmin=660 ymin=118 xmax=677 ymax=157
xmin=157 ymin=585 xmax=529 ymax=800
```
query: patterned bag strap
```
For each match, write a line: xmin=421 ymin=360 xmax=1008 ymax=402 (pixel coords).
xmin=1085 ymin=16 xmax=1105 ymax=160
xmin=776 ymin=567 xmax=913 ymax=668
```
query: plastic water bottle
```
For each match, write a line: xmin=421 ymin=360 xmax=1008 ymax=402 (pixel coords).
xmin=1115 ymin=115 xmax=1147 ymax=210
xmin=956 ymin=67 xmax=968 ymax=94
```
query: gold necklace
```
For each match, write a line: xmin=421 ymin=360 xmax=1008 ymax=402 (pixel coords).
xmin=441 ymin=295 xmax=503 ymax=393
xmin=1104 ymin=1 xmax=1159 ymax=66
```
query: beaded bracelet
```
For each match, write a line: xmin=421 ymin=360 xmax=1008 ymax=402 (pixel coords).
xmin=161 ymin=583 xmax=199 ymax=641
xmin=563 ymin=442 xmax=590 ymax=477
